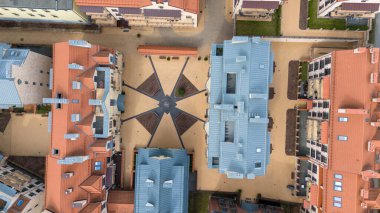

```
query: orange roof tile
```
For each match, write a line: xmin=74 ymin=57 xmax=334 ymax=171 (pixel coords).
xmin=137 ymin=45 xmax=198 ymax=56
xmin=320 ymin=121 xmax=329 ymax=145
xmin=309 ymin=184 xmax=320 ymax=207
xmin=320 ymin=48 xmax=380 ymax=212
xmin=322 ymin=76 xmax=330 ymax=99
xmin=329 ymin=49 xmax=378 ymax=174
xmin=80 ymin=175 xmax=104 ymax=194
xmin=45 ymin=41 xmax=116 ymax=213
xmin=107 ymin=190 xmax=134 ymax=213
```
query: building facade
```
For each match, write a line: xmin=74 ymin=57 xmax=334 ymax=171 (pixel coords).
xmin=233 ymin=0 xmax=283 ymax=21
xmin=0 ymin=44 xmax=51 ymax=109
xmin=0 ymin=155 xmax=44 ymax=213
xmin=0 ymin=0 xmax=88 ymax=24
xmin=75 ymin=0 xmax=199 ymax=27
xmin=318 ymin=0 xmax=380 ymax=18
xmin=43 ymin=40 xmax=124 ymax=213
xmin=134 ymin=148 xmax=189 ymax=213
xmin=205 ymin=37 xmax=273 ymax=179
xmin=302 ymin=48 xmax=380 ymax=213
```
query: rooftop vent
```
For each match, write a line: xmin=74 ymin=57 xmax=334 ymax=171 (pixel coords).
xmin=72 ymin=200 xmax=87 ymax=208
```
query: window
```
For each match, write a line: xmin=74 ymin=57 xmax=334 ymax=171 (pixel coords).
xmin=32 ymin=82 xmax=36 ymax=85
xmin=226 ymin=73 xmax=236 ymax=94
xmin=110 ymin=99 xmax=116 ymax=106
xmin=338 ymin=117 xmax=348 ymax=122
xmin=334 ymin=174 xmax=343 ymax=179
xmin=52 ymin=149 xmax=59 ymax=155
xmin=255 ymin=162 xmax=262 ymax=169
xmin=17 ymin=79 xmax=22 ymax=85
xmin=28 ymin=13 xmax=35 ymax=16
xmin=72 ymin=99 xmax=79 ymax=104
xmin=2 ymin=8 xmax=9 ymax=11
xmin=224 ymin=121 xmax=235 ymax=142
xmin=256 ymin=148 xmax=262 ymax=153
xmin=24 ymin=81 xmax=28 ymax=84
xmin=28 ymin=192 xmax=35 ymax=197
xmin=52 ymin=15 xmax=58 ymax=18
xmin=40 ymin=70 xmax=43 ymax=73
xmin=212 ymin=157 xmax=219 ymax=166
xmin=338 ymin=135 xmax=348 ymax=141
xmin=38 ymin=14 xmax=45 ymax=17
xmin=12 ymin=13 xmax=19 ymax=16
xmin=334 ymin=181 xmax=342 ymax=191
xmin=40 ymin=83 xmax=43 ymax=86
xmin=333 ymin=197 xmax=342 ymax=208
xmin=94 ymin=161 xmax=102 ymax=171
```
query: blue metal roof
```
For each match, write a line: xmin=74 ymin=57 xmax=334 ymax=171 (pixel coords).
xmin=94 ymin=67 xmax=111 ymax=138
xmin=134 ymin=148 xmax=189 ymax=213
xmin=207 ymin=37 xmax=273 ymax=179
xmin=0 ymin=182 xmax=17 ymax=197
xmin=0 ymin=44 xmax=30 ymax=109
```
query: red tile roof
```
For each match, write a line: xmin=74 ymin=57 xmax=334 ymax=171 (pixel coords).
xmin=45 ymin=41 xmax=116 ymax=213
xmin=137 ymin=45 xmax=198 ymax=56
xmin=309 ymin=48 xmax=380 ymax=213
xmin=107 ymin=190 xmax=134 ymax=213
xmin=242 ymin=0 xmax=280 ymax=10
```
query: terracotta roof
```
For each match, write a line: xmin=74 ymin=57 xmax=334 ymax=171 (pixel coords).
xmin=242 ymin=0 xmax=280 ymax=10
xmin=137 ymin=45 xmax=198 ymax=56
xmin=329 ymin=49 xmax=378 ymax=174
xmin=75 ymin=0 xmax=199 ymax=14
xmin=309 ymin=184 xmax=320 ymax=207
xmin=341 ymin=3 xmax=380 ymax=12
xmin=320 ymin=121 xmax=329 ymax=145
xmin=45 ymin=41 xmax=116 ymax=213
xmin=322 ymin=76 xmax=330 ymax=99
xmin=319 ymin=48 xmax=380 ymax=213
xmin=107 ymin=190 xmax=134 ymax=213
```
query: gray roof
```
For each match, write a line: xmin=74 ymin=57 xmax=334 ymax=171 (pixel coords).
xmin=119 ymin=7 xmax=142 ymax=15
xmin=207 ymin=37 xmax=273 ymax=179
xmin=341 ymin=2 xmax=380 ymax=12
xmin=134 ymin=148 xmax=189 ymax=213
xmin=143 ymin=9 xmax=181 ymax=18
xmin=79 ymin=6 xmax=104 ymax=13
xmin=0 ymin=0 xmax=74 ymax=10
xmin=242 ymin=0 xmax=280 ymax=10
xmin=0 ymin=44 xmax=29 ymax=109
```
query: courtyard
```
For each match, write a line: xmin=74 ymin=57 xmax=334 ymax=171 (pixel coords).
xmin=0 ymin=0 xmax=367 ymax=207
xmin=117 ymin=41 xmax=354 ymax=203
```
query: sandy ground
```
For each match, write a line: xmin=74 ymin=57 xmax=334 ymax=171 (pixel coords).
xmin=153 ymin=56 xmax=187 ymax=95
xmin=120 ymin=40 xmax=353 ymax=202
xmin=121 ymin=53 xmax=210 ymax=187
xmin=0 ymin=114 xmax=50 ymax=156
xmin=0 ymin=0 xmax=364 ymax=204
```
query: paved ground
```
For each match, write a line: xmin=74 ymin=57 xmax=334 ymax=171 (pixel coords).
xmin=0 ymin=0 xmax=364 ymax=204
xmin=0 ymin=113 xmax=50 ymax=156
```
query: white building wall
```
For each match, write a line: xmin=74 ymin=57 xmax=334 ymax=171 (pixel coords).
xmin=0 ymin=7 xmax=87 ymax=23
xmin=12 ymin=52 xmax=52 ymax=105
